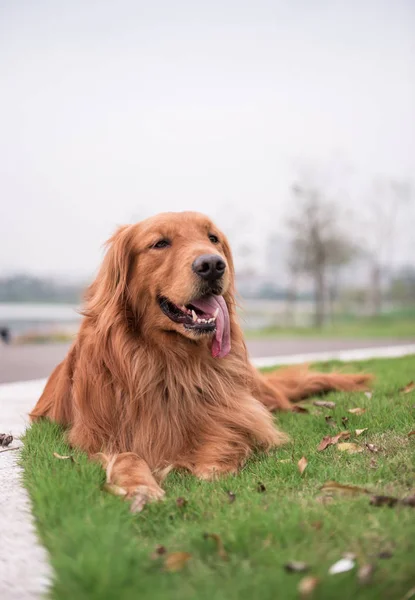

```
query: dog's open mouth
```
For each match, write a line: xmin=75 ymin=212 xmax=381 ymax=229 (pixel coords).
xmin=158 ymin=295 xmax=231 ymax=358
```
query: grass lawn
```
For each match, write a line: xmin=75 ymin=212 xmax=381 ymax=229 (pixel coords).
xmin=245 ymin=315 xmax=415 ymax=339
xmin=22 ymin=356 xmax=415 ymax=600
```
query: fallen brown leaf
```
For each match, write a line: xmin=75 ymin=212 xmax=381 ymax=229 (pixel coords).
xmin=356 ymin=428 xmax=368 ymax=436
xmin=400 ymin=381 xmax=415 ymax=394
xmin=378 ymin=550 xmax=393 ymax=559
xmin=310 ymin=521 xmax=323 ymax=530
xmin=358 ymin=564 xmax=375 ymax=585
xmin=292 ymin=405 xmax=309 ymax=414
xmin=317 ymin=431 xmax=350 ymax=451
xmin=313 ymin=400 xmax=336 ymax=409
xmin=337 ymin=443 xmax=364 ymax=454
xmin=370 ymin=495 xmax=399 ymax=507
xmin=284 ymin=561 xmax=309 ymax=573
xmin=298 ymin=576 xmax=319 ymax=597
xmin=366 ymin=443 xmax=380 ymax=453
xmin=348 ymin=408 xmax=366 ymax=415
xmin=203 ymin=533 xmax=228 ymax=560
xmin=320 ymin=481 xmax=370 ymax=496
xmin=102 ymin=483 xmax=128 ymax=497
xmin=164 ymin=551 xmax=192 ymax=572
xmin=401 ymin=495 xmax=415 ymax=507
xmin=298 ymin=456 xmax=308 ymax=476
xmin=53 ymin=452 xmax=75 ymax=462
xmin=0 ymin=433 xmax=13 ymax=447
xmin=150 ymin=545 xmax=167 ymax=559
xmin=408 ymin=431 xmax=415 ymax=437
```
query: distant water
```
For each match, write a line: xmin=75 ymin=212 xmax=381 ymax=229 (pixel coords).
xmin=0 ymin=303 xmax=81 ymax=334
xmin=0 ymin=299 xmax=313 ymax=335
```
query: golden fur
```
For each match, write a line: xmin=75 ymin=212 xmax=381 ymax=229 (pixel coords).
xmin=31 ymin=212 xmax=371 ymax=507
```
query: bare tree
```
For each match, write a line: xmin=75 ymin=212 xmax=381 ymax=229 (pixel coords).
xmin=287 ymin=184 xmax=356 ymax=328
xmin=360 ymin=179 xmax=413 ymax=316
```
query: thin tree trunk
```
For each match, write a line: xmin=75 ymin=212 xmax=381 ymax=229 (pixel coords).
xmin=370 ymin=263 xmax=382 ymax=316
xmin=314 ymin=267 xmax=326 ymax=328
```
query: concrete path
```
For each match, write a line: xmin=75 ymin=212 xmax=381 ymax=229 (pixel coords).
xmin=0 ymin=387 xmax=52 ymax=599
xmin=1 ymin=337 xmax=414 ymax=384
xmin=1 ymin=343 xmax=414 ymax=598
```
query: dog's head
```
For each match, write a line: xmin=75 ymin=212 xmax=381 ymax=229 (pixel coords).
xmin=87 ymin=212 xmax=235 ymax=358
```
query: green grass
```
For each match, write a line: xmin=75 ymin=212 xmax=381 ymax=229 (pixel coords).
xmin=245 ymin=315 xmax=415 ymax=339
xmin=22 ymin=356 xmax=415 ymax=600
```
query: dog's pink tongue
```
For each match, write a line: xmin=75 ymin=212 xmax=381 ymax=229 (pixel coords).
xmin=190 ymin=295 xmax=231 ymax=358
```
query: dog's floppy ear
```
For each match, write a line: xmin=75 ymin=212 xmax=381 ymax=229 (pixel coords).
xmin=84 ymin=224 xmax=136 ymax=327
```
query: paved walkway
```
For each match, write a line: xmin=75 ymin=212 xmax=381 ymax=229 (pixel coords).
xmin=0 ymin=390 xmax=51 ymax=599
xmin=1 ymin=343 xmax=414 ymax=598
xmin=1 ymin=337 xmax=414 ymax=383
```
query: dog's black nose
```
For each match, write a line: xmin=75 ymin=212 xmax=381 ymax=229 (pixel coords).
xmin=192 ymin=254 xmax=226 ymax=282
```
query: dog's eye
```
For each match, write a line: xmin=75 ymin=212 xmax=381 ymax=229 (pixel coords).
xmin=208 ymin=234 xmax=219 ymax=244
xmin=152 ymin=239 xmax=171 ymax=249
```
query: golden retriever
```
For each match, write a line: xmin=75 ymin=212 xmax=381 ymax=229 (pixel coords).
xmin=31 ymin=212 xmax=370 ymax=510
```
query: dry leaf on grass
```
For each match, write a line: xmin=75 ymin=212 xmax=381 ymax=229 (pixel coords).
xmin=150 ymin=545 xmax=167 ymax=560
xmin=292 ymin=405 xmax=309 ymax=414
xmin=317 ymin=431 xmax=350 ymax=451
xmin=408 ymin=431 xmax=415 ymax=437
xmin=400 ymin=381 xmax=415 ymax=394
xmin=337 ymin=443 xmax=364 ymax=454
xmin=348 ymin=408 xmax=366 ymax=415
xmin=329 ymin=557 xmax=355 ymax=574
xmin=358 ymin=564 xmax=375 ymax=585
xmin=313 ymin=400 xmax=336 ymax=409
xmin=370 ymin=495 xmax=399 ymax=507
xmin=298 ymin=576 xmax=319 ymax=597
xmin=284 ymin=561 xmax=309 ymax=573
xmin=366 ymin=443 xmax=380 ymax=453
xmin=203 ymin=533 xmax=228 ymax=560
xmin=298 ymin=456 xmax=308 ymax=476
xmin=102 ymin=483 xmax=128 ymax=497
xmin=164 ymin=552 xmax=192 ymax=572
xmin=53 ymin=452 xmax=75 ymax=462
xmin=320 ymin=481 xmax=370 ymax=496
xmin=378 ymin=550 xmax=393 ymax=559
xmin=356 ymin=428 xmax=368 ymax=436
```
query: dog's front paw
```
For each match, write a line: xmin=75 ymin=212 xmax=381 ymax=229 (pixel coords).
xmin=129 ymin=484 xmax=165 ymax=513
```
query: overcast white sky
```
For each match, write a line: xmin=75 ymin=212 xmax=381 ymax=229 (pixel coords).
xmin=0 ymin=0 xmax=414 ymax=279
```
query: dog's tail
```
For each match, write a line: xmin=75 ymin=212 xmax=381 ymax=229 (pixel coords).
xmin=258 ymin=366 xmax=372 ymax=411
